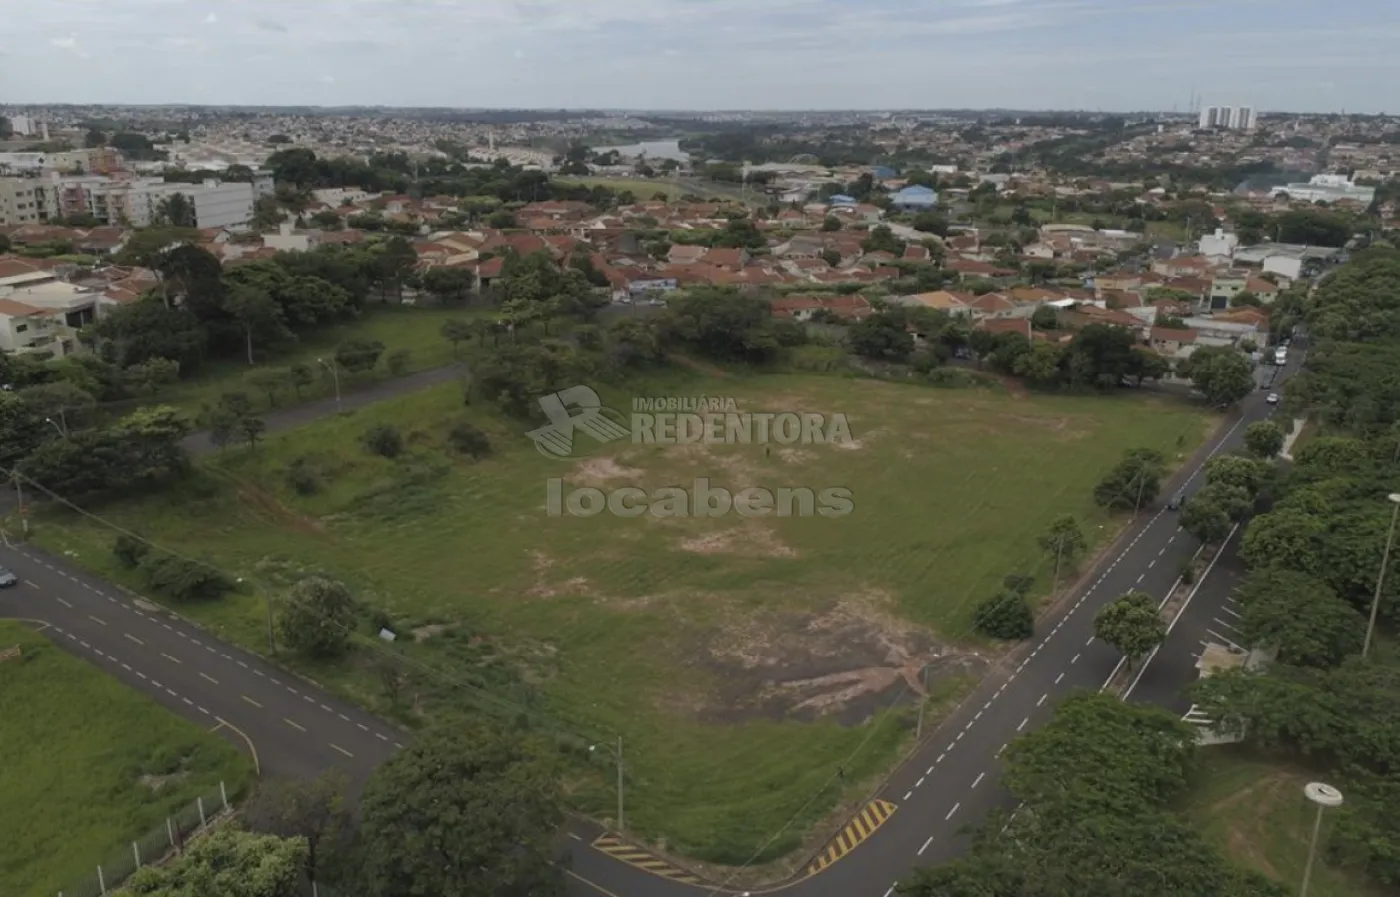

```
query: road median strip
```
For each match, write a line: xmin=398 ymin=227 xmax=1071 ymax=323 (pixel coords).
xmin=590 ymin=834 xmax=704 ymax=885
xmin=806 ymin=799 xmax=898 ymax=876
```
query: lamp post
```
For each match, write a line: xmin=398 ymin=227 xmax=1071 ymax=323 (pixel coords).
xmin=45 ymin=415 xmax=67 ymax=438
xmin=589 ymin=737 xmax=624 ymax=832
xmin=1363 ymin=493 xmax=1400 ymax=659
xmin=316 ymin=357 xmax=342 ymax=412
xmin=1300 ymin=782 xmax=1343 ymax=897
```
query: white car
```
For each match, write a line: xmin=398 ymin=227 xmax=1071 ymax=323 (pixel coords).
xmin=1266 ymin=393 xmax=1280 ymax=405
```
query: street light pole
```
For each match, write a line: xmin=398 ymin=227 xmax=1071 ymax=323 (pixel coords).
xmin=916 ymin=664 xmax=930 ymax=739
xmin=317 ymin=358 xmax=342 ymax=412
xmin=11 ymin=471 xmax=27 ymax=536
xmin=1363 ymin=493 xmax=1400 ymax=660
xmin=45 ymin=416 xmax=67 ymax=439
xmin=1300 ymin=782 xmax=1343 ymax=897
xmin=590 ymin=738 xmax=624 ymax=832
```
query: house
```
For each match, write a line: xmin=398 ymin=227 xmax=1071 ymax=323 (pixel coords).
xmin=0 ymin=297 xmax=82 ymax=357
xmin=828 ymin=194 xmax=857 ymax=207
xmin=1244 ymin=277 xmax=1280 ymax=303
xmin=262 ymin=221 xmax=321 ymax=253
xmin=667 ymin=244 xmax=708 ymax=265
xmin=706 ymin=248 xmax=750 ymax=270
xmin=1149 ymin=326 xmax=1199 ymax=357
xmin=1207 ymin=276 xmax=1249 ymax=310
xmin=889 ymin=185 xmax=938 ymax=212
xmin=903 ymin=290 xmax=971 ymax=316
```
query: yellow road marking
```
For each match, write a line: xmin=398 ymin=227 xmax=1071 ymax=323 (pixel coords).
xmin=807 ymin=799 xmax=897 ymax=877
xmin=591 ymin=834 xmax=704 ymax=885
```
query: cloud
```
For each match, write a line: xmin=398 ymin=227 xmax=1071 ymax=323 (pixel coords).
xmin=319 ymin=74 xmax=336 ymax=83
xmin=204 ymin=11 xmax=218 ymax=23
xmin=49 ymin=35 xmax=89 ymax=58
xmin=256 ymin=19 xmax=289 ymax=32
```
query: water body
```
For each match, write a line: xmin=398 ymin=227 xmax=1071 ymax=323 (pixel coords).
xmin=591 ymin=139 xmax=691 ymax=162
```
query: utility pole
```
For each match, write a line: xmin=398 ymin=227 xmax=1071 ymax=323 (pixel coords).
xmin=1135 ymin=469 xmax=1147 ymax=514
xmin=1363 ymin=493 xmax=1400 ymax=659
xmin=13 ymin=471 xmax=28 ymax=536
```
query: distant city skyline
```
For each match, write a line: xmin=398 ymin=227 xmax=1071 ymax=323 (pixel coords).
xmin=8 ymin=0 xmax=1400 ymax=113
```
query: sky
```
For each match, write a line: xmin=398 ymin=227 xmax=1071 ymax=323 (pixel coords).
xmin=7 ymin=0 xmax=1400 ymax=113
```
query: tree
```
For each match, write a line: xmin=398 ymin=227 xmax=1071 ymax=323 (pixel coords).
xmin=207 ymin=405 xmax=240 ymax=451
xmin=223 ymin=285 xmax=289 ymax=365
xmin=822 ymin=215 xmax=842 ymax=231
xmin=242 ymin=772 xmax=354 ymax=886
xmin=1180 ymin=493 xmax=1232 ymax=545
xmin=441 ymin=318 xmax=473 ymax=356
xmin=357 ymin=723 xmax=564 ymax=897
xmin=848 ymin=311 xmax=915 ymax=361
xmin=1244 ymin=420 xmax=1286 ymax=458
xmin=362 ymin=423 xmax=404 ymax=459
xmin=157 ymin=192 xmax=197 ymax=228
xmin=287 ymin=363 xmax=315 ymax=398
xmin=125 ymin=827 xmax=306 ymax=897
xmin=124 ymin=357 xmax=182 ymax=395
xmin=448 ymin=420 xmax=492 ymax=459
xmin=1093 ymin=590 xmax=1166 ymax=669
xmin=335 ymin=339 xmax=385 ymax=374
xmin=972 ymin=590 xmax=1034 ymax=639
xmin=1093 ymin=448 xmax=1166 ymax=511
xmin=1030 ymin=304 xmax=1059 ymax=331
xmin=386 ymin=347 xmax=411 ymax=375
xmin=240 ymin=414 xmax=266 ymax=450
xmin=1182 ymin=345 xmax=1254 ymax=407
xmin=279 ymin=576 xmax=357 ymax=660
xmin=1236 ymin=568 xmax=1364 ymax=668
xmin=245 ymin=368 xmax=288 ymax=407
xmin=422 ymin=266 xmax=475 ymax=303
xmin=1205 ymin=454 xmax=1272 ymax=497
xmin=1039 ymin=515 xmax=1086 ymax=585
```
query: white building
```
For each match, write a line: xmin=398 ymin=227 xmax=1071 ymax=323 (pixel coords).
xmin=1270 ymin=174 xmax=1375 ymax=206
xmin=1198 ymin=228 xmax=1239 ymax=260
xmin=57 ymin=176 xmax=255 ymax=229
xmin=1198 ymin=105 xmax=1256 ymax=131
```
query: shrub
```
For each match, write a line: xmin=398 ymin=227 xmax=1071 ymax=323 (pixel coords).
xmin=386 ymin=347 xmax=411 ymax=375
xmin=448 ymin=420 xmax=492 ymax=459
xmin=285 ymin=458 xmax=320 ymax=495
xmin=113 ymin=534 xmax=150 ymax=569
xmin=138 ymin=552 xmax=232 ymax=601
xmin=973 ymin=591 xmax=1034 ymax=640
xmin=363 ymin=424 xmax=404 ymax=459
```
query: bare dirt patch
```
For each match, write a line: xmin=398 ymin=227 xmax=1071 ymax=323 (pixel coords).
xmin=237 ymin=485 xmax=323 ymax=534
xmin=524 ymin=551 xmax=594 ymax=598
xmin=694 ymin=591 xmax=987 ymax=725
xmin=679 ymin=522 xmax=797 ymax=559
xmin=571 ymin=457 xmax=643 ymax=487
xmin=139 ymin=772 xmax=188 ymax=793
xmin=412 ymin=623 xmax=449 ymax=642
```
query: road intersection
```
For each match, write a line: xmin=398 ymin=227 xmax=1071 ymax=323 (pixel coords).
xmin=0 ymin=353 xmax=1298 ymax=897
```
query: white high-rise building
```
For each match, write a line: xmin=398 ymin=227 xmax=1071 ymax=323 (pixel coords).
xmin=1198 ymin=105 xmax=1256 ymax=131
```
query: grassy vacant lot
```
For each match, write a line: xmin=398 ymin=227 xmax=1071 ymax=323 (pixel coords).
xmin=556 ymin=176 xmax=739 ymax=201
xmin=0 ymin=621 xmax=252 ymax=897
xmin=34 ymin=372 xmax=1210 ymax=864
xmin=122 ymin=305 xmax=490 ymax=419
xmin=1182 ymin=748 xmax=1385 ymax=897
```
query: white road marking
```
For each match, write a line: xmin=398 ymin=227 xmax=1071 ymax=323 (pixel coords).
xmin=242 ymin=695 xmax=263 ymax=708
xmin=569 ymin=833 xmax=583 ymax=842
xmin=918 ymin=836 xmax=933 ymax=856
xmin=124 ymin=633 xmax=144 ymax=646
xmin=995 ymin=743 xmax=1006 ymax=758
xmin=24 ymin=579 xmax=39 ymax=589
xmin=904 ymin=790 xmax=913 ymax=800
xmin=936 ymin=753 xmax=945 ymax=763
xmin=916 ymin=777 xmax=925 ymax=788
xmin=200 ymin=672 xmax=219 ymax=685
xmin=1071 ymin=653 xmax=1080 ymax=663
xmin=161 ymin=653 xmax=182 ymax=665
xmin=376 ymin=733 xmax=388 ymax=742
xmin=1085 ymin=636 xmax=1095 ymax=646
xmin=284 ymin=718 xmax=306 ymax=732
xmin=1054 ymin=672 xmax=1064 ymax=685
xmin=972 ymin=772 xmax=985 ymax=788
xmin=1037 ymin=693 xmax=1047 ymax=707
xmin=945 ymin=802 xmax=960 ymax=821
xmin=57 ymin=597 xmax=73 ymax=608
xmin=1017 ymin=717 xmax=1029 ymax=731
xmin=88 ymin=615 xmax=107 ymax=626
xmin=330 ymin=743 xmax=354 ymax=758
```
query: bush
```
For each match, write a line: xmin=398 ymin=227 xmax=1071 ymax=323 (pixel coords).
xmin=973 ymin=591 xmax=1034 ymax=640
xmin=363 ymin=424 xmax=404 ymax=459
xmin=285 ymin=458 xmax=320 ymax=495
xmin=447 ymin=420 xmax=491 ymax=459
xmin=386 ymin=347 xmax=411 ymax=375
xmin=138 ymin=552 xmax=232 ymax=601
xmin=113 ymin=534 xmax=150 ymax=569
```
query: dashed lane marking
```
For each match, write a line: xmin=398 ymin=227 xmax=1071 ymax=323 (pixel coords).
xmin=330 ymin=743 xmax=354 ymax=758
xmin=57 ymin=598 xmax=73 ymax=608
xmin=200 ymin=672 xmax=219 ymax=685
xmin=972 ymin=772 xmax=985 ymax=788
xmin=161 ymin=653 xmax=182 ymax=665
xmin=283 ymin=718 xmax=306 ymax=732
xmin=88 ymin=615 xmax=107 ymax=626
xmin=807 ymin=799 xmax=898 ymax=877
xmin=591 ymin=834 xmax=705 ymax=885
xmin=124 ymin=633 xmax=144 ymax=646
xmin=242 ymin=695 xmax=263 ymax=708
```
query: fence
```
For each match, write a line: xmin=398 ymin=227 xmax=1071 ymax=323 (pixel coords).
xmin=58 ymin=780 xmax=235 ymax=897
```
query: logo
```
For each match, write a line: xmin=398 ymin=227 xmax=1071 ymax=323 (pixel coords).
xmin=525 ymin=385 xmax=631 ymax=458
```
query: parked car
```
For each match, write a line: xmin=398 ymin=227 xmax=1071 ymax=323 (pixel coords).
xmin=1266 ymin=393 xmax=1280 ymax=405
xmin=0 ymin=567 xmax=17 ymax=588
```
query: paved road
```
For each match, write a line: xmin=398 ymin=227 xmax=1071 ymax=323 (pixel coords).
xmin=181 ymin=363 xmax=471 ymax=456
xmin=0 ymin=348 xmax=1300 ymax=897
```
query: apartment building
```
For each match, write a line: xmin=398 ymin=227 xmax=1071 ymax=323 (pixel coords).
xmin=57 ymin=175 xmax=255 ymax=228
xmin=0 ymin=147 xmax=120 ymax=175
xmin=0 ymin=178 xmax=55 ymax=225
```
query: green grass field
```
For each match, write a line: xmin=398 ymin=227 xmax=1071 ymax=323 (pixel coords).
xmin=1182 ymin=748 xmax=1385 ymax=897
xmin=555 ymin=176 xmax=736 ymax=201
xmin=0 ymin=621 xmax=253 ymax=897
xmin=32 ymin=372 xmax=1211 ymax=864
xmin=113 ymin=305 xmax=490 ymax=419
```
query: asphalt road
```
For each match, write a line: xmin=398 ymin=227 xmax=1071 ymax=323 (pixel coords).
xmin=0 ymin=348 xmax=1301 ymax=897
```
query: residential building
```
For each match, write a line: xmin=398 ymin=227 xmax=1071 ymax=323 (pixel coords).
xmin=1198 ymin=228 xmax=1238 ymax=260
xmin=262 ymin=220 xmax=321 ymax=253
xmin=1198 ymin=105 xmax=1255 ymax=131
xmin=889 ymin=185 xmax=938 ymax=212
xmin=56 ymin=176 xmax=256 ymax=229
xmin=0 ymin=178 xmax=51 ymax=225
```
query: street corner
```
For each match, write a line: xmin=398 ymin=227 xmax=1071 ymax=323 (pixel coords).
xmin=590 ymin=833 xmax=705 ymax=885
xmin=806 ymin=799 xmax=898 ymax=877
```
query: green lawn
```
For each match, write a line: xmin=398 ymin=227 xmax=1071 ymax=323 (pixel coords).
xmin=1181 ymin=748 xmax=1385 ymax=897
xmin=555 ymin=176 xmax=730 ymax=201
xmin=32 ymin=372 xmax=1211 ymax=865
xmin=118 ymin=305 xmax=491 ymax=419
xmin=0 ymin=621 xmax=253 ymax=897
